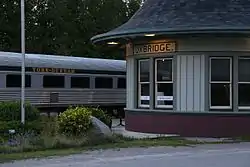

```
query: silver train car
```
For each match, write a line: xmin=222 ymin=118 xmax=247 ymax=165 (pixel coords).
xmin=0 ymin=51 xmax=126 ymax=115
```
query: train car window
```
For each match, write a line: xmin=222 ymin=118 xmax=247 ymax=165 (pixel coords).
xmin=118 ymin=78 xmax=126 ymax=88
xmin=95 ymin=77 xmax=113 ymax=88
xmin=43 ymin=75 xmax=65 ymax=88
xmin=71 ymin=77 xmax=90 ymax=88
xmin=6 ymin=74 xmax=31 ymax=87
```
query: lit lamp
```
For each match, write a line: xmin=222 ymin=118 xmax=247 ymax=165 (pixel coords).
xmin=144 ymin=34 xmax=155 ymax=37
xmin=107 ymin=42 xmax=119 ymax=45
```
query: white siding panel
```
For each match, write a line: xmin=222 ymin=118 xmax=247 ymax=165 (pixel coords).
xmin=193 ymin=55 xmax=201 ymax=111
xmin=176 ymin=55 xmax=205 ymax=112
xmin=126 ymin=57 xmax=134 ymax=109
xmin=180 ymin=55 xmax=187 ymax=111
xmin=186 ymin=55 xmax=194 ymax=111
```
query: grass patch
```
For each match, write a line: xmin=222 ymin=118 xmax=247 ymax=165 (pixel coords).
xmin=229 ymin=136 xmax=250 ymax=142
xmin=0 ymin=135 xmax=199 ymax=163
xmin=0 ymin=148 xmax=84 ymax=163
xmin=1 ymin=134 xmax=249 ymax=163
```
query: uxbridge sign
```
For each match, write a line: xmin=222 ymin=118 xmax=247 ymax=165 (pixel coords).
xmin=133 ymin=42 xmax=176 ymax=55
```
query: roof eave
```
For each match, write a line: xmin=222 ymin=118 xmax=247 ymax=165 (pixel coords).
xmin=91 ymin=27 xmax=250 ymax=45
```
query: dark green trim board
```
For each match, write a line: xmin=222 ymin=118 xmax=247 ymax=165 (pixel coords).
xmin=173 ymin=55 xmax=177 ymax=111
xmin=149 ymin=57 xmax=154 ymax=110
xmin=130 ymin=51 xmax=250 ymax=59
xmin=135 ymin=58 xmax=139 ymax=108
xmin=133 ymin=58 xmax=137 ymax=109
xmin=233 ymin=55 xmax=239 ymax=112
xmin=204 ymin=54 xmax=209 ymax=111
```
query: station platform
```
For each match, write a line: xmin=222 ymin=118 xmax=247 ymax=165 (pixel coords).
xmin=111 ymin=119 xmax=178 ymax=139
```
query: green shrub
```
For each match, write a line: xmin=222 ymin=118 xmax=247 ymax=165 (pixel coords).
xmin=0 ymin=133 xmax=109 ymax=154
xmin=88 ymin=107 xmax=112 ymax=127
xmin=57 ymin=106 xmax=92 ymax=136
xmin=0 ymin=101 xmax=40 ymax=122
xmin=0 ymin=121 xmax=43 ymax=139
xmin=0 ymin=101 xmax=41 ymax=140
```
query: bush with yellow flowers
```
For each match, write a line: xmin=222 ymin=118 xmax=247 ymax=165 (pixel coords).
xmin=57 ymin=106 xmax=92 ymax=136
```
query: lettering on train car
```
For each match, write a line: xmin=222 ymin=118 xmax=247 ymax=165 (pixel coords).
xmin=133 ymin=42 xmax=176 ymax=55
xmin=32 ymin=67 xmax=75 ymax=73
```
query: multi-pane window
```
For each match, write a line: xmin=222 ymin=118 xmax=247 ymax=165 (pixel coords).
xmin=138 ymin=59 xmax=150 ymax=107
xmin=209 ymin=57 xmax=232 ymax=109
xmin=155 ymin=58 xmax=173 ymax=108
xmin=238 ymin=58 xmax=250 ymax=109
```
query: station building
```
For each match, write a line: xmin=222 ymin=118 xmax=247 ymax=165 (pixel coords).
xmin=91 ymin=0 xmax=250 ymax=137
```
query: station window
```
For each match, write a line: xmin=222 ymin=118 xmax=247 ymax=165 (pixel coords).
xmin=209 ymin=57 xmax=232 ymax=109
xmin=43 ymin=75 xmax=65 ymax=88
xmin=118 ymin=77 xmax=126 ymax=88
xmin=138 ymin=59 xmax=150 ymax=108
xmin=238 ymin=58 xmax=250 ymax=109
xmin=71 ymin=76 xmax=90 ymax=88
xmin=95 ymin=77 xmax=113 ymax=88
xmin=155 ymin=58 xmax=173 ymax=108
xmin=6 ymin=74 xmax=31 ymax=87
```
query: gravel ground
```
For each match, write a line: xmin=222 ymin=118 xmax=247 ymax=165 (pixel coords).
xmin=1 ymin=143 xmax=250 ymax=167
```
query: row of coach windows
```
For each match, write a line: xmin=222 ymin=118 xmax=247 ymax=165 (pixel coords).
xmin=6 ymin=75 xmax=126 ymax=89
xmin=138 ymin=58 xmax=173 ymax=108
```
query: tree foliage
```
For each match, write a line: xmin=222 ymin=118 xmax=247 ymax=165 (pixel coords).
xmin=0 ymin=0 xmax=142 ymax=59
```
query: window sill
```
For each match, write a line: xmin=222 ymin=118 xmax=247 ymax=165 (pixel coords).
xmin=155 ymin=105 xmax=173 ymax=109
xmin=239 ymin=107 xmax=250 ymax=110
xmin=209 ymin=106 xmax=232 ymax=110
xmin=137 ymin=106 xmax=150 ymax=109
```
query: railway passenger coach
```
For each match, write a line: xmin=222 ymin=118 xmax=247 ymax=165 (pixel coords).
xmin=0 ymin=51 xmax=126 ymax=115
